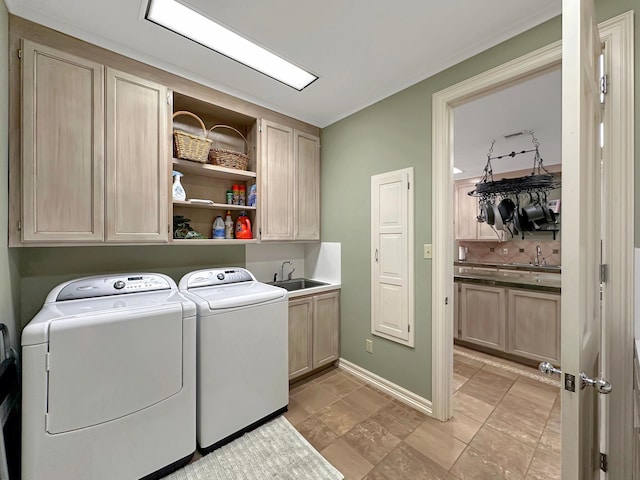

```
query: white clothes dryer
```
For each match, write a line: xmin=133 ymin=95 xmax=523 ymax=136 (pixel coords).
xmin=21 ymin=273 xmax=196 ymax=480
xmin=179 ymin=268 xmax=288 ymax=452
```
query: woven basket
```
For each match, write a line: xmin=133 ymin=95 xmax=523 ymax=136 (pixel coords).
xmin=173 ymin=111 xmax=213 ymax=163
xmin=208 ymin=125 xmax=250 ymax=171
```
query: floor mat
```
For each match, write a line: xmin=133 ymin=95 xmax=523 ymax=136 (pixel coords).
xmin=164 ymin=416 xmax=343 ymax=480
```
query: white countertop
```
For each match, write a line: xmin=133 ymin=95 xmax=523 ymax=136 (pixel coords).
xmin=287 ymin=283 xmax=341 ymax=299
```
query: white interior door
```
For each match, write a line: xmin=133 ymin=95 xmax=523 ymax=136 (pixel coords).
xmin=561 ymin=0 xmax=605 ymax=478
xmin=371 ymin=168 xmax=414 ymax=347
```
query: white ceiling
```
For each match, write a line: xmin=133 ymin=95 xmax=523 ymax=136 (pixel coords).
xmin=5 ymin=0 xmax=561 ymax=127
xmin=453 ymin=68 xmax=561 ymax=180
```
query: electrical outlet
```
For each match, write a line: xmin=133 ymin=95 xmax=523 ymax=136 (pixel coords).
xmin=502 ymin=248 xmax=509 ymax=254
xmin=366 ymin=339 xmax=373 ymax=353
xmin=424 ymin=244 xmax=432 ymax=259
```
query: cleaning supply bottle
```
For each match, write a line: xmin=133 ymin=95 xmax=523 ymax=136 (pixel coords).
xmin=235 ymin=211 xmax=252 ymax=239
xmin=212 ymin=215 xmax=225 ymax=239
xmin=224 ymin=210 xmax=234 ymax=239
xmin=172 ymin=171 xmax=186 ymax=201
xmin=248 ymin=184 xmax=257 ymax=207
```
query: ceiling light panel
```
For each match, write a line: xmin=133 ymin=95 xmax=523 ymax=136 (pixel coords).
xmin=146 ymin=0 xmax=317 ymax=90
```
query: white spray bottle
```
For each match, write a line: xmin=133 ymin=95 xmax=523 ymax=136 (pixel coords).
xmin=172 ymin=171 xmax=186 ymax=201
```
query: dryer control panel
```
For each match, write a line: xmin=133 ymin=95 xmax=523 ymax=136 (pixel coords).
xmin=55 ymin=274 xmax=173 ymax=301
xmin=182 ymin=268 xmax=255 ymax=289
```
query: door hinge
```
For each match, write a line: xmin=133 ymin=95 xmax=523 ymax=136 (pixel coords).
xmin=408 ymin=324 xmax=410 ymax=333
xmin=167 ymin=92 xmax=172 ymax=105
xmin=600 ymin=452 xmax=608 ymax=472
xmin=600 ymin=74 xmax=608 ymax=96
xmin=17 ymin=221 xmax=21 ymax=231
xmin=600 ymin=264 xmax=608 ymax=283
xmin=17 ymin=49 xmax=22 ymax=59
xmin=45 ymin=413 xmax=49 ymax=431
xmin=45 ymin=352 xmax=51 ymax=371
xmin=407 ymin=182 xmax=410 ymax=190
xmin=445 ymin=297 xmax=449 ymax=305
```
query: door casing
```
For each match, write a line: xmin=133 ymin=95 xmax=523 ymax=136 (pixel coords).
xmin=431 ymin=11 xmax=634 ymax=477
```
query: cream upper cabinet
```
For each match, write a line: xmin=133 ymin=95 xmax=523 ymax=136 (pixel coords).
xmin=454 ymin=181 xmax=499 ymax=241
xmin=260 ymin=120 xmax=294 ymax=241
xmin=105 ymin=69 xmax=169 ymax=242
xmin=294 ymin=131 xmax=320 ymax=240
xmin=21 ymin=40 xmax=105 ymax=242
xmin=18 ymin=41 xmax=170 ymax=245
xmin=260 ymin=120 xmax=320 ymax=241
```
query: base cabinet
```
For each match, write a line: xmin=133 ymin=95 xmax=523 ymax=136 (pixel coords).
xmin=459 ymin=284 xmax=506 ymax=350
xmin=506 ymin=289 xmax=561 ymax=364
xmin=288 ymin=290 xmax=340 ymax=380
xmin=457 ymin=281 xmax=560 ymax=364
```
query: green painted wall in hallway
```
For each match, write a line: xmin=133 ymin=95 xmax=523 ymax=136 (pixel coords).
xmin=320 ymin=0 xmax=638 ymax=399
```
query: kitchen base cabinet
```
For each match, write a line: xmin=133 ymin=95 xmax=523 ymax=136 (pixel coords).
xmin=507 ymin=289 xmax=561 ymax=364
xmin=457 ymin=281 xmax=561 ymax=365
xmin=459 ymin=284 xmax=506 ymax=350
xmin=288 ymin=290 xmax=340 ymax=381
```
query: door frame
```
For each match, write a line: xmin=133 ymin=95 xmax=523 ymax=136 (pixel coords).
xmin=431 ymin=9 xmax=633 ymax=473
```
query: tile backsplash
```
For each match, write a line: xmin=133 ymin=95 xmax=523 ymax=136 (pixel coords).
xmin=458 ymin=239 xmax=560 ymax=266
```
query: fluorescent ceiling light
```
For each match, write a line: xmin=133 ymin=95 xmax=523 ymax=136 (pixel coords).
xmin=146 ymin=0 xmax=318 ymax=91
xmin=453 ymin=166 xmax=463 ymax=174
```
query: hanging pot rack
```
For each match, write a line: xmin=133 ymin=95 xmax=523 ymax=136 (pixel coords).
xmin=467 ymin=133 xmax=561 ymax=199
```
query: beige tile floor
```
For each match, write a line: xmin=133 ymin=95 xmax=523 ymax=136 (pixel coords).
xmin=287 ymin=353 xmax=561 ymax=480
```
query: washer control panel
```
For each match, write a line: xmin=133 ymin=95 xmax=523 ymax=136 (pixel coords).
xmin=56 ymin=274 xmax=172 ymax=301
xmin=184 ymin=268 xmax=254 ymax=289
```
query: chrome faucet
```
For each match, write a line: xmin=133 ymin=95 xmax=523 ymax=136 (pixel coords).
xmin=281 ymin=260 xmax=293 ymax=282
xmin=534 ymin=245 xmax=545 ymax=266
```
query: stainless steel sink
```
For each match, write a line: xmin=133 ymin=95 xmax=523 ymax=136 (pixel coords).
xmin=269 ymin=278 xmax=328 ymax=291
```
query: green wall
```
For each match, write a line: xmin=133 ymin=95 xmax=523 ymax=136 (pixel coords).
xmin=0 ymin=1 xmax=20 ymax=352
xmin=321 ymin=0 xmax=638 ymax=399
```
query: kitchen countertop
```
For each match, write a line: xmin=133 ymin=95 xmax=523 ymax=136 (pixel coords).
xmin=455 ymin=265 xmax=560 ymax=293
xmin=287 ymin=283 xmax=341 ymax=299
xmin=455 ymin=261 xmax=561 ymax=274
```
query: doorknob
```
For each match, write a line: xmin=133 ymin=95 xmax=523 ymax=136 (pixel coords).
xmin=539 ymin=362 xmax=612 ymax=394
xmin=539 ymin=362 xmax=561 ymax=376
xmin=580 ymin=373 xmax=612 ymax=394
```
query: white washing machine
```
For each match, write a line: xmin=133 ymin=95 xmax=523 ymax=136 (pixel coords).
xmin=21 ymin=273 xmax=196 ymax=480
xmin=179 ymin=267 xmax=288 ymax=452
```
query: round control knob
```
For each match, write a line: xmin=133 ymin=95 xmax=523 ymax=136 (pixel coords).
xmin=217 ymin=273 xmax=225 ymax=281
xmin=113 ymin=280 xmax=126 ymax=290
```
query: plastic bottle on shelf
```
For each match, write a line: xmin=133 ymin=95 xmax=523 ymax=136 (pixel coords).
xmin=235 ymin=211 xmax=252 ymax=239
xmin=248 ymin=184 xmax=257 ymax=207
xmin=212 ymin=216 xmax=225 ymax=239
xmin=239 ymin=185 xmax=246 ymax=206
xmin=172 ymin=171 xmax=186 ymax=201
xmin=224 ymin=211 xmax=234 ymax=239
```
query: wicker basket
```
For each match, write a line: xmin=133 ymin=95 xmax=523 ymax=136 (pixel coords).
xmin=208 ymin=125 xmax=250 ymax=170
xmin=173 ymin=111 xmax=213 ymax=163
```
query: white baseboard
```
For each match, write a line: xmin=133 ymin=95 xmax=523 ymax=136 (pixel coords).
xmin=337 ymin=358 xmax=433 ymax=417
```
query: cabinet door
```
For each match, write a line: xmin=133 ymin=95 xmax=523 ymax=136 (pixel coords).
xmin=288 ymin=297 xmax=313 ymax=379
xmin=260 ymin=120 xmax=293 ymax=240
xmin=294 ymin=131 xmax=320 ymax=240
xmin=21 ymin=40 xmax=104 ymax=242
xmin=312 ymin=291 xmax=340 ymax=369
xmin=105 ymin=69 xmax=170 ymax=242
xmin=507 ymin=289 xmax=561 ymax=364
xmin=454 ymin=283 xmax=460 ymax=339
xmin=459 ymin=283 xmax=506 ymax=350
xmin=454 ymin=183 xmax=477 ymax=240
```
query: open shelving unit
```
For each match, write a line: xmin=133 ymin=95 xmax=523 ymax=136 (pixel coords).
xmin=171 ymin=92 xmax=259 ymax=243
